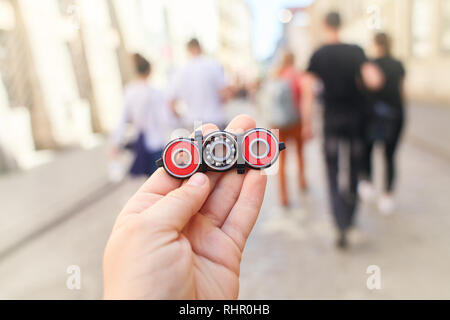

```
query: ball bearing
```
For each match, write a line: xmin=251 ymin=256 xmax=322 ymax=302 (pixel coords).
xmin=202 ymin=131 xmax=238 ymax=171
xmin=242 ymin=128 xmax=280 ymax=169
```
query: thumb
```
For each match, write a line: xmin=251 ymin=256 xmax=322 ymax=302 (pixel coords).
xmin=146 ymin=173 xmax=210 ymax=231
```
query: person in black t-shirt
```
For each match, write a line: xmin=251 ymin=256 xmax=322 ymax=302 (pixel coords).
xmin=302 ymin=12 xmax=383 ymax=249
xmin=359 ymin=32 xmax=406 ymax=215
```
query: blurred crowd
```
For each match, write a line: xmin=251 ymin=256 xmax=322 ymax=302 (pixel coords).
xmin=111 ymin=11 xmax=407 ymax=250
xmin=109 ymin=38 xmax=241 ymax=177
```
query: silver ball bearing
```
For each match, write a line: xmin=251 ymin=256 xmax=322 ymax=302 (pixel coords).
xmin=202 ymin=131 xmax=238 ymax=171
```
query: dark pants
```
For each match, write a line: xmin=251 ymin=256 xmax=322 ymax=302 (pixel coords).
xmin=362 ymin=115 xmax=404 ymax=192
xmin=324 ymin=122 xmax=364 ymax=232
xmin=129 ymin=133 xmax=163 ymax=177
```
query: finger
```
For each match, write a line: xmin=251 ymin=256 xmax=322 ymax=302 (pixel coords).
xmin=225 ymin=114 xmax=256 ymax=134
xmin=190 ymin=123 xmax=218 ymax=138
xmin=117 ymin=168 xmax=180 ymax=219
xmin=136 ymin=167 xmax=182 ymax=196
xmin=146 ymin=173 xmax=211 ymax=232
xmin=119 ymin=123 xmax=220 ymax=219
xmin=200 ymin=114 xmax=256 ymax=226
xmin=221 ymin=170 xmax=267 ymax=251
xmin=200 ymin=171 xmax=246 ymax=226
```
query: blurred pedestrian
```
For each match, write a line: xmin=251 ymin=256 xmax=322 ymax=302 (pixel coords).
xmin=270 ymin=51 xmax=307 ymax=207
xmin=169 ymin=38 xmax=232 ymax=129
xmin=359 ymin=32 xmax=406 ymax=214
xmin=301 ymin=12 xmax=383 ymax=249
xmin=110 ymin=53 xmax=170 ymax=177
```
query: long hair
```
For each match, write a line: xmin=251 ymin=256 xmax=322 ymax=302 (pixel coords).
xmin=374 ymin=32 xmax=392 ymax=56
xmin=132 ymin=53 xmax=151 ymax=76
xmin=276 ymin=51 xmax=295 ymax=77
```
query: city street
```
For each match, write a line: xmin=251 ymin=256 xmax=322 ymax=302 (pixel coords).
xmin=0 ymin=102 xmax=449 ymax=299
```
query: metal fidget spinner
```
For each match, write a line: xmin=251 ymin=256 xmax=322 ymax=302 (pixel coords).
xmin=156 ymin=128 xmax=286 ymax=179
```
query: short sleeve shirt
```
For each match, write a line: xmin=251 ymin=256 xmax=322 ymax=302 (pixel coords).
xmin=169 ymin=56 xmax=227 ymax=125
xmin=372 ymin=56 xmax=405 ymax=109
xmin=307 ymin=43 xmax=368 ymax=123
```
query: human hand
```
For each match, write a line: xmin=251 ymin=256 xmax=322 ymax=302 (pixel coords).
xmin=103 ymin=115 xmax=267 ymax=299
xmin=361 ymin=62 xmax=384 ymax=91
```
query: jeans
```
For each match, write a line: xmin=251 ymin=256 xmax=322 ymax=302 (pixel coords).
xmin=362 ymin=109 xmax=404 ymax=192
xmin=324 ymin=123 xmax=364 ymax=232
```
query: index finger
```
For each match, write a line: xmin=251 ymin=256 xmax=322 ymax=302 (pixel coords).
xmin=200 ymin=114 xmax=257 ymax=226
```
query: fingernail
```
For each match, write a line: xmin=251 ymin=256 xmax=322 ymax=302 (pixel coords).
xmin=187 ymin=173 xmax=207 ymax=186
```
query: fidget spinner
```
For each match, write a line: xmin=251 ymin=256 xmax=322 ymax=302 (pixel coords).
xmin=156 ymin=128 xmax=286 ymax=178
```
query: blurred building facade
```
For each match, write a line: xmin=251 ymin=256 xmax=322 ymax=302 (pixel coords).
xmin=0 ymin=0 xmax=126 ymax=167
xmin=217 ymin=0 xmax=258 ymax=82
xmin=0 ymin=0 xmax=257 ymax=173
xmin=0 ymin=0 xmax=60 ymax=170
xmin=277 ymin=7 xmax=314 ymax=70
xmin=310 ymin=0 xmax=450 ymax=104
xmin=143 ymin=0 xmax=258 ymax=83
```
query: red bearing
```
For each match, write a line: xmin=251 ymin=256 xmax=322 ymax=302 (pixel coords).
xmin=242 ymin=128 xmax=280 ymax=168
xmin=163 ymin=138 xmax=200 ymax=178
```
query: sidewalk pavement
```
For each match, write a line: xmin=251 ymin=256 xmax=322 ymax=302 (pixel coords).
xmin=406 ymin=102 xmax=450 ymax=159
xmin=0 ymin=145 xmax=111 ymax=255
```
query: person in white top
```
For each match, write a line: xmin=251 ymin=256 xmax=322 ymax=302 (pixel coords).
xmin=169 ymin=38 xmax=232 ymax=129
xmin=111 ymin=54 xmax=172 ymax=177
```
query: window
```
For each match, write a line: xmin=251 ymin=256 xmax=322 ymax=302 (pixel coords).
xmin=441 ymin=0 xmax=450 ymax=52
xmin=411 ymin=0 xmax=434 ymax=57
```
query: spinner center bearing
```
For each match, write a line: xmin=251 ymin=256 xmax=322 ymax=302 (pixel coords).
xmin=203 ymin=131 xmax=238 ymax=171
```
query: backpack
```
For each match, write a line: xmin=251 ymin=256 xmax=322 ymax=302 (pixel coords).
xmin=263 ymin=78 xmax=300 ymax=129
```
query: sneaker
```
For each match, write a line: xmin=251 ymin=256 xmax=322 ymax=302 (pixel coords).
xmin=378 ymin=194 xmax=395 ymax=215
xmin=358 ymin=180 xmax=376 ymax=202
xmin=347 ymin=227 xmax=366 ymax=246
xmin=108 ymin=160 xmax=125 ymax=183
